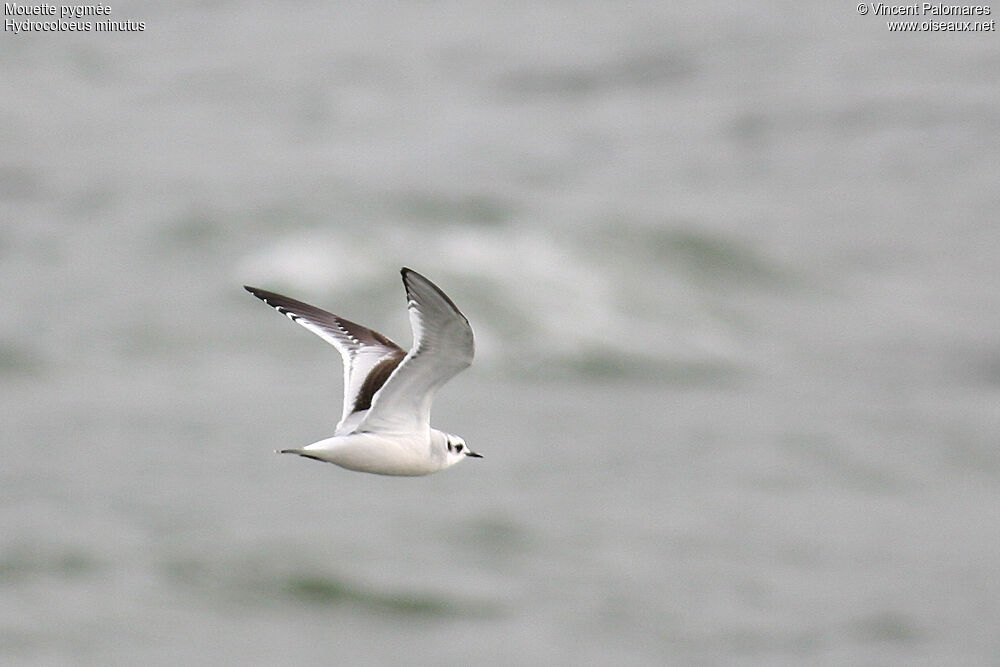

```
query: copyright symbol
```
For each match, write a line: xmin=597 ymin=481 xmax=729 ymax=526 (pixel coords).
xmin=857 ymin=3 xmax=868 ymax=14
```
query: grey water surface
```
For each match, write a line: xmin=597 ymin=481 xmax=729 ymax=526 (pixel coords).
xmin=2 ymin=2 xmax=999 ymax=665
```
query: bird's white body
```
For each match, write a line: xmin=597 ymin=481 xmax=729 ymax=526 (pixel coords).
xmin=293 ymin=429 xmax=455 ymax=476
xmin=245 ymin=268 xmax=480 ymax=476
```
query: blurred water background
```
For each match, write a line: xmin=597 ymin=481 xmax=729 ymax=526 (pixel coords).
xmin=2 ymin=1 xmax=999 ymax=664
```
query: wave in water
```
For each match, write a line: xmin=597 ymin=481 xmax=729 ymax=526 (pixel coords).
xmin=236 ymin=219 xmax=790 ymax=382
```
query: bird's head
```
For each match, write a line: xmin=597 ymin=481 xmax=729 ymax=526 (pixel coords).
xmin=443 ymin=433 xmax=483 ymax=467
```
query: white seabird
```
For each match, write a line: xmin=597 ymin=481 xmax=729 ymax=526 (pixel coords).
xmin=244 ymin=268 xmax=480 ymax=476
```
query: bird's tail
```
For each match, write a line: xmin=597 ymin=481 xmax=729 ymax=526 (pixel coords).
xmin=278 ymin=448 xmax=327 ymax=463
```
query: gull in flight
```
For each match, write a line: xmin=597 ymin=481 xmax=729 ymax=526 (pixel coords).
xmin=244 ymin=268 xmax=480 ymax=476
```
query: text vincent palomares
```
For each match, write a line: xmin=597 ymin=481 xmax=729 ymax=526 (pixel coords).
xmin=867 ymin=2 xmax=991 ymax=15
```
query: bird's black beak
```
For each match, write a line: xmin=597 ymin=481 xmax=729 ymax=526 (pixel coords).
xmin=465 ymin=451 xmax=484 ymax=458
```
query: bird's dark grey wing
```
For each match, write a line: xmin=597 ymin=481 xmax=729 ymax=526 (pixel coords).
xmin=245 ymin=286 xmax=406 ymax=429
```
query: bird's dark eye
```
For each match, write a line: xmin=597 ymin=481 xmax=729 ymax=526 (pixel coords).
xmin=447 ymin=441 xmax=453 ymax=452
xmin=455 ymin=443 xmax=464 ymax=453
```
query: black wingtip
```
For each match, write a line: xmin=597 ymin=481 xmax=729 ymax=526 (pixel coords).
xmin=244 ymin=285 xmax=276 ymax=306
xmin=244 ymin=285 xmax=270 ymax=302
xmin=398 ymin=268 xmax=468 ymax=322
xmin=400 ymin=268 xmax=416 ymax=298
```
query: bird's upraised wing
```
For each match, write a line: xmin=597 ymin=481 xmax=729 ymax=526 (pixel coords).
xmin=244 ymin=286 xmax=406 ymax=431
xmin=357 ymin=268 xmax=474 ymax=434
